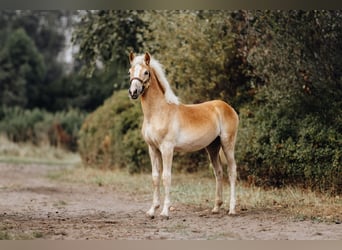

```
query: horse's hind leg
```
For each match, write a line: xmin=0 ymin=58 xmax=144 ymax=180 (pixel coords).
xmin=206 ymin=137 xmax=223 ymax=214
xmin=221 ymin=134 xmax=237 ymax=215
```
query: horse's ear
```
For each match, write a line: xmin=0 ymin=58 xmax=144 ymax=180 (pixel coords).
xmin=129 ymin=52 xmax=135 ymax=64
xmin=144 ymin=52 xmax=151 ymax=66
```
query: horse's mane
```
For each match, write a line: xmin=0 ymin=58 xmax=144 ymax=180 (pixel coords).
xmin=132 ymin=54 xmax=180 ymax=105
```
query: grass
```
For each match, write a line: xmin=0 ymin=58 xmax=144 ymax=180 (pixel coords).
xmin=0 ymin=229 xmax=44 ymax=240
xmin=0 ymin=135 xmax=81 ymax=166
xmin=53 ymin=200 xmax=68 ymax=208
xmin=50 ymin=165 xmax=342 ymax=223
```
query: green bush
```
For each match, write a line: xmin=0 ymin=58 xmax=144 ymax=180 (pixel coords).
xmin=237 ymin=98 xmax=342 ymax=194
xmin=53 ymin=109 xmax=87 ymax=151
xmin=78 ymin=90 xmax=145 ymax=172
xmin=0 ymin=106 xmax=46 ymax=142
xmin=234 ymin=10 xmax=342 ymax=194
xmin=0 ymin=106 xmax=85 ymax=150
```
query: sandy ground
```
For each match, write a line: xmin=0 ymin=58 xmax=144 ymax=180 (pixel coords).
xmin=0 ymin=163 xmax=341 ymax=240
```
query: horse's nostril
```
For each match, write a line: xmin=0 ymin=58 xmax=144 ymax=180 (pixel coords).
xmin=129 ymin=88 xmax=139 ymax=99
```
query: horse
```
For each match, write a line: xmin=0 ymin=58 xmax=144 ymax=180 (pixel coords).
xmin=128 ymin=52 xmax=239 ymax=218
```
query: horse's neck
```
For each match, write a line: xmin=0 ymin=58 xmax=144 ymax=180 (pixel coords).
xmin=141 ymin=75 xmax=168 ymax=120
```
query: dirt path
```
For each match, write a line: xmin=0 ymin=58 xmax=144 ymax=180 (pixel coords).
xmin=0 ymin=163 xmax=341 ymax=240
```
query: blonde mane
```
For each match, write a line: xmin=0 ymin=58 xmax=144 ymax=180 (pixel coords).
xmin=131 ymin=54 xmax=180 ymax=105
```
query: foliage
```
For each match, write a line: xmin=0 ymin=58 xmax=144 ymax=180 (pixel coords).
xmin=0 ymin=106 xmax=85 ymax=150
xmin=0 ymin=10 xmax=117 ymax=113
xmin=76 ymin=10 xmax=342 ymax=193
xmin=0 ymin=10 xmax=75 ymax=110
xmin=42 ymin=63 xmax=121 ymax=112
xmin=0 ymin=28 xmax=45 ymax=108
xmin=72 ymin=10 xmax=147 ymax=77
xmin=78 ymin=90 xmax=149 ymax=173
xmin=140 ymin=10 xmax=261 ymax=106
xmin=236 ymin=10 xmax=342 ymax=193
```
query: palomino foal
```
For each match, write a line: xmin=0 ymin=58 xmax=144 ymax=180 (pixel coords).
xmin=128 ymin=52 xmax=239 ymax=218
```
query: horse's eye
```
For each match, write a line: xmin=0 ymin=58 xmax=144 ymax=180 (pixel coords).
xmin=144 ymin=71 xmax=149 ymax=75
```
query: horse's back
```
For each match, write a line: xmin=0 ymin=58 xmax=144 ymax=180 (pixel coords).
xmin=183 ymin=100 xmax=238 ymax=127
xmin=178 ymin=99 xmax=238 ymax=141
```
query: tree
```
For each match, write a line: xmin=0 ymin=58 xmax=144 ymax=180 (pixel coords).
xmin=72 ymin=10 xmax=147 ymax=77
xmin=0 ymin=28 xmax=45 ymax=108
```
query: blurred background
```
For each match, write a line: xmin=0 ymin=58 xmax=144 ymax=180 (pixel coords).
xmin=0 ymin=10 xmax=341 ymax=193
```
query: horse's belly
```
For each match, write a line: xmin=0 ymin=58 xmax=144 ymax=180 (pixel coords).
xmin=174 ymin=129 xmax=218 ymax=152
xmin=142 ymin=119 xmax=219 ymax=152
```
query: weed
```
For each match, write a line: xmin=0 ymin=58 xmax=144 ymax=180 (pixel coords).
xmin=53 ymin=200 xmax=68 ymax=208
xmin=0 ymin=231 xmax=11 ymax=240
xmin=32 ymin=231 xmax=43 ymax=238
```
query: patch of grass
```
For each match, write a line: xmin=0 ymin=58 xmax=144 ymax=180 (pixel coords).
xmin=50 ymin=166 xmax=342 ymax=223
xmin=0 ymin=135 xmax=81 ymax=166
xmin=0 ymin=231 xmax=11 ymax=240
xmin=32 ymin=231 xmax=43 ymax=238
xmin=53 ymin=200 xmax=68 ymax=208
xmin=49 ymin=166 xmax=151 ymax=196
xmin=237 ymin=184 xmax=342 ymax=223
xmin=0 ymin=230 xmax=44 ymax=240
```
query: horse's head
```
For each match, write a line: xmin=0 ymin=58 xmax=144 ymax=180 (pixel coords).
xmin=128 ymin=52 xmax=151 ymax=99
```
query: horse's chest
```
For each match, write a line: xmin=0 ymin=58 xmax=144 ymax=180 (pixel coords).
xmin=142 ymin=122 xmax=169 ymax=146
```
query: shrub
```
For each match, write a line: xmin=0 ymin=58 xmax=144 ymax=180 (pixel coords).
xmin=0 ymin=106 xmax=85 ymax=150
xmin=236 ymin=95 xmax=342 ymax=194
xmin=0 ymin=106 xmax=46 ymax=143
xmin=78 ymin=90 xmax=146 ymax=172
xmin=234 ymin=10 xmax=342 ymax=194
xmin=52 ymin=109 xmax=87 ymax=151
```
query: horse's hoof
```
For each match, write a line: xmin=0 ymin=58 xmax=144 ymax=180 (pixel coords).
xmin=146 ymin=212 xmax=155 ymax=219
xmin=228 ymin=210 xmax=236 ymax=216
xmin=161 ymin=215 xmax=169 ymax=220
xmin=211 ymin=207 xmax=220 ymax=214
xmin=160 ymin=211 xmax=170 ymax=220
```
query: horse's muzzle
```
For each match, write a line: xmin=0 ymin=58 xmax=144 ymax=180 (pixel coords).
xmin=128 ymin=88 xmax=139 ymax=99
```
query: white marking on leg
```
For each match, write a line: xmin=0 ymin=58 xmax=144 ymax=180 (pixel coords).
xmin=227 ymin=150 xmax=237 ymax=215
xmin=146 ymin=146 xmax=161 ymax=218
xmin=160 ymin=146 xmax=173 ymax=218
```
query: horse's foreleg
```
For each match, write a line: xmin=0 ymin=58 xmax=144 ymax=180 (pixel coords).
xmin=160 ymin=145 xmax=174 ymax=219
xmin=147 ymin=145 xmax=162 ymax=218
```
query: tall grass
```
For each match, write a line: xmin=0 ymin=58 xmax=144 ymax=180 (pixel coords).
xmin=0 ymin=135 xmax=80 ymax=165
